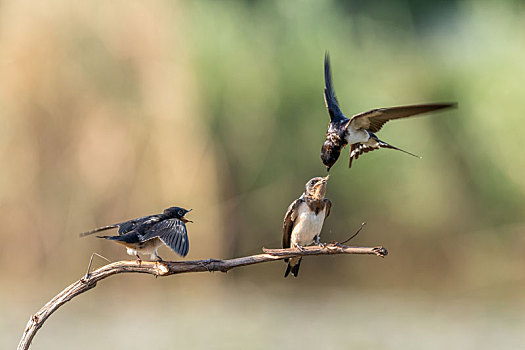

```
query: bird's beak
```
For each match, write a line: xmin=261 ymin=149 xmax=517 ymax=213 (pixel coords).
xmin=182 ymin=209 xmax=193 ymax=223
xmin=313 ymin=176 xmax=329 ymax=199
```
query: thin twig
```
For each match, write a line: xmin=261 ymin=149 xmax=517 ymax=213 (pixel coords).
xmin=339 ymin=222 xmax=366 ymax=245
xmin=18 ymin=242 xmax=387 ymax=350
xmin=84 ymin=252 xmax=111 ymax=278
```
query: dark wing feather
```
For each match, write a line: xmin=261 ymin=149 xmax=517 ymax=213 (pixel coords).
xmin=323 ymin=199 xmax=332 ymax=218
xmin=117 ymin=214 xmax=161 ymax=235
xmin=98 ymin=231 xmax=142 ymax=244
xmin=282 ymin=199 xmax=303 ymax=249
xmin=350 ymin=103 xmax=456 ymax=133
xmin=324 ymin=52 xmax=347 ymax=122
xmin=142 ymin=218 xmax=189 ymax=257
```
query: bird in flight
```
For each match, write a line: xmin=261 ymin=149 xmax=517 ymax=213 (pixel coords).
xmin=80 ymin=206 xmax=192 ymax=261
xmin=282 ymin=176 xmax=331 ymax=278
xmin=321 ymin=52 xmax=457 ymax=171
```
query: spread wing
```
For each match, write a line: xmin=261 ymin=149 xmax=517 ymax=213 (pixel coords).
xmin=323 ymin=199 xmax=332 ymax=218
xmin=282 ymin=199 xmax=303 ymax=249
xmin=349 ymin=103 xmax=456 ymax=133
xmin=324 ymin=52 xmax=347 ymax=122
xmin=142 ymin=218 xmax=189 ymax=257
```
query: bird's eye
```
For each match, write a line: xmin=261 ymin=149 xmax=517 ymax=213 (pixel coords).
xmin=310 ymin=180 xmax=315 ymax=185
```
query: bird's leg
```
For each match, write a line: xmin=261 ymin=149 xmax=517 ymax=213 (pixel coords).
xmin=153 ymin=250 xmax=164 ymax=279
xmin=315 ymin=235 xmax=326 ymax=248
xmin=136 ymin=253 xmax=142 ymax=266
xmin=294 ymin=243 xmax=306 ymax=252
xmin=154 ymin=250 xmax=164 ymax=262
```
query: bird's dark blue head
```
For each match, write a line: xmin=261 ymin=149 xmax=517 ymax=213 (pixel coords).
xmin=322 ymin=120 xmax=349 ymax=171
xmin=163 ymin=207 xmax=193 ymax=222
xmin=321 ymin=139 xmax=341 ymax=171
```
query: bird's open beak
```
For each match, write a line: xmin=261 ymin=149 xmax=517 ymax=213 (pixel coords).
xmin=182 ymin=209 xmax=193 ymax=223
xmin=313 ymin=176 xmax=329 ymax=199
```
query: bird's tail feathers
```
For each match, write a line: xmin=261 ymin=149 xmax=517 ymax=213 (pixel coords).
xmin=284 ymin=257 xmax=302 ymax=278
xmin=371 ymin=134 xmax=421 ymax=159
xmin=96 ymin=235 xmax=120 ymax=241
xmin=79 ymin=224 xmax=119 ymax=238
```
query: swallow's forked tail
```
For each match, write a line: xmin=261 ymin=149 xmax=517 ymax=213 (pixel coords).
xmin=371 ymin=134 xmax=421 ymax=159
xmin=284 ymin=257 xmax=302 ymax=278
xmin=79 ymin=224 xmax=119 ymax=238
xmin=96 ymin=235 xmax=122 ymax=241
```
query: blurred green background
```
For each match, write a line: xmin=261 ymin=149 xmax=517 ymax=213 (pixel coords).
xmin=2 ymin=0 xmax=525 ymax=349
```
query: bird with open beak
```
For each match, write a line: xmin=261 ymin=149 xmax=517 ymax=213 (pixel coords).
xmin=321 ymin=52 xmax=457 ymax=171
xmin=80 ymin=206 xmax=193 ymax=262
xmin=282 ymin=176 xmax=331 ymax=278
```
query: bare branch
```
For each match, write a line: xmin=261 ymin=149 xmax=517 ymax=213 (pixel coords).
xmin=18 ymin=243 xmax=387 ymax=350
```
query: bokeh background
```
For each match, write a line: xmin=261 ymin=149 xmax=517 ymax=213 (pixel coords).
xmin=2 ymin=0 xmax=525 ymax=349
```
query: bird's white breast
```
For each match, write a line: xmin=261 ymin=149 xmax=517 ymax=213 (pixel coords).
xmin=126 ymin=238 xmax=164 ymax=259
xmin=345 ymin=127 xmax=370 ymax=145
xmin=290 ymin=202 xmax=327 ymax=247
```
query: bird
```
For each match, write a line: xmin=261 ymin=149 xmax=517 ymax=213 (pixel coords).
xmin=80 ymin=206 xmax=192 ymax=261
xmin=282 ymin=176 xmax=331 ymax=278
xmin=321 ymin=52 xmax=457 ymax=171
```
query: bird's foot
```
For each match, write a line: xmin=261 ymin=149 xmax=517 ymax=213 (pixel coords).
xmin=294 ymin=243 xmax=306 ymax=252
xmin=136 ymin=255 xmax=142 ymax=266
xmin=314 ymin=236 xmax=326 ymax=248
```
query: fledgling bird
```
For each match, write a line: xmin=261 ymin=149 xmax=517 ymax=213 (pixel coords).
xmin=282 ymin=176 xmax=331 ymax=278
xmin=80 ymin=207 xmax=192 ymax=261
xmin=321 ymin=52 xmax=457 ymax=170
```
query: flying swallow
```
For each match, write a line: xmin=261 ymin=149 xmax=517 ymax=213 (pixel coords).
xmin=282 ymin=176 xmax=331 ymax=278
xmin=80 ymin=207 xmax=192 ymax=261
xmin=321 ymin=52 xmax=457 ymax=170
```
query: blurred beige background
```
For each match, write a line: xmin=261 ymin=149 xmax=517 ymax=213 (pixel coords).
xmin=2 ymin=0 xmax=525 ymax=349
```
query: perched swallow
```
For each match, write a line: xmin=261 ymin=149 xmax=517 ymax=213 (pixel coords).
xmin=80 ymin=207 xmax=192 ymax=261
xmin=321 ymin=52 xmax=457 ymax=170
xmin=282 ymin=176 xmax=331 ymax=278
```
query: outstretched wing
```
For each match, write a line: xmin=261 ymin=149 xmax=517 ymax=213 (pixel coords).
xmin=142 ymin=218 xmax=189 ymax=257
xmin=350 ymin=103 xmax=456 ymax=133
xmin=324 ymin=52 xmax=347 ymax=122
xmin=282 ymin=199 xmax=303 ymax=249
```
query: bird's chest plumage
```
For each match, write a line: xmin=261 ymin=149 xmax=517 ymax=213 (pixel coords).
xmin=125 ymin=237 xmax=163 ymax=257
xmin=345 ymin=127 xmax=370 ymax=145
xmin=291 ymin=202 xmax=326 ymax=246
